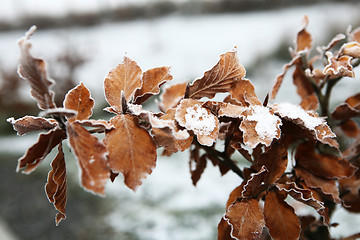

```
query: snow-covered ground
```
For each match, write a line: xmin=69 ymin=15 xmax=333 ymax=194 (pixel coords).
xmin=1 ymin=2 xmax=360 ymax=239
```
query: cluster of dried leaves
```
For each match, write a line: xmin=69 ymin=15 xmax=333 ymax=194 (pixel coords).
xmin=7 ymin=18 xmax=360 ymax=239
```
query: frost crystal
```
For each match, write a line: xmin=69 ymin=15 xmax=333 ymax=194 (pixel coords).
xmin=184 ymin=104 xmax=216 ymax=135
xmin=247 ymin=105 xmax=281 ymax=140
xmin=274 ymin=103 xmax=323 ymax=129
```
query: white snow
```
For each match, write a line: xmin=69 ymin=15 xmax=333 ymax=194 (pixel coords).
xmin=273 ymin=102 xmax=324 ymax=130
xmin=184 ymin=104 xmax=216 ymax=136
xmin=246 ymin=105 xmax=281 ymax=140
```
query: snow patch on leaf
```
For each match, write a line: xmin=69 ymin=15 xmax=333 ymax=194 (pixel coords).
xmin=184 ymin=104 xmax=216 ymax=136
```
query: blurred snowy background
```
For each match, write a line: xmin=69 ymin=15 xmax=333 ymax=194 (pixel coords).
xmin=1 ymin=0 xmax=360 ymax=239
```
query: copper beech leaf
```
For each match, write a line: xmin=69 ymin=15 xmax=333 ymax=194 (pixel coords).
xmin=7 ymin=116 xmax=58 ymax=136
xmin=134 ymin=66 xmax=173 ymax=105
xmin=323 ymin=52 xmax=354 ymax=79
xmin=230 ymin=79 xmax=261 ymax=106
xmin=67 ymin=122 xmax=109 ymax=196
xmin=295 ymin=142 xmax=356 ymax=180
xmin=17 ymin=128 xmax=66 ymax=174
xmin=18 ymin=26 xmax=56 ymax=110
xmin=332 ymin=93 xmax=360 ymax=120
xmin=63 ymin=82 xmax=94 ymax=121
xmin=218 ymin=217 xmax=234 ymax=240
xmin=45 ymin=143 xmax=67 ymax=226
xmin=159 ymin=82 xmax=187 ymax=112
xmin=296 ymin=16 xmax=313 ymax=52
xmin=190 ymin=154 xmax=207 ymax=186
xmin=104 ymin=56 xmax=142 ymax=112
xmin=151 ymin=108 xmax=193 ymax=156
xmin=104 ymin=114 xmax=157 ymax=191
xmin=342 ymin=42 xmax=360 ymax=58
xmin=175 ymin=99 xmax=219 ymax=147
xmin=224 ymin=199 xmax=265 ymax=240
xmin=187 ymin=51 xmax=246 ymax=100
xmin=295 ymin=167 xmax=341 ymax=204
xmin=239 ymin=105 xmax=282 ymax=148
xmin=264 ymin=191 xmax=301 ymax=240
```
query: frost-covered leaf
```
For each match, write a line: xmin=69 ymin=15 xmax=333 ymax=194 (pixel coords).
xmin=275 ymin=181 xmax=328 ymax=224
xmin=74 ymin=119 xmax=114 ymax=131
xmin=17 ymin=26 xmax=56 ymax=110
xmin=296 ymin=16 xmax=313 ymax=52
xmin=67 ymin=122 xmax=109 ymax=196
xmin=63 ymin=82 xmax=94 ymax=121
xmin=224 ymin=199 xmax=265 ymax=240
xmin=295 ymin=142 xmax=357 ymax=180
xmin=104 ymin=56 xmax=142 ymax=112
xmin=241 ymin=165 xmax=268 ymax=198
xmin=339 ymin=170 xmax=360 ymax=212
xmin=159 ymin=82 xmax=187 ymax=112
xmin=342 ymin=42 xmax=360 ymax=58
xmin=151 ymin=108 xmax=193 ymax=156
xmin=264 ymin=191 xmax=300 ymax=240
xmin=300 ymin=93 xmax=319 ymax=111
xmin=39 ymin=108 xmax=77 ymax=118
xmin=239 ymin=105 xmax=282 ymax=148
xmin=17 ymin=128 xmax=66 ymax=174
xmin=255 ymin=142 xmax=288 ymax=185
xmin=322 ymin=34 xmax=346 ymax=52
xmin=218 ymin=103 xmax=246 ymax=118
xmin=7 ymin=116 xmax=57 ymax=136
xmin=218 ymin=217 xmax=234 ymax=240
xmin=175 ymin=99 xmax=219 ymax=146
xmin=187 ymin=51 xmax=246 ymax=100
xmin=230 ymin=79 xmax=261 ymax=106
xmin=332 ymin=93 xmax=360 ymax=120
xmin=134 ymin=66 xmax=173 ymax=105
xmin=104 ymin=115 xmax=157 ymax=191
xmin=323 ymin=52 xmax=354 ymax=78
xmin=45 ymin=143 xmax=67 ymax=226
xmin=272 ymin=102 xmax=336 ymax=143
xmin=295 ymin=167 xmax=341 ymax=204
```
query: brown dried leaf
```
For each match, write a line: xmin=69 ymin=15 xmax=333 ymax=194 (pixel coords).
xmin=230 ymin=79 xmax=261 ymax=106
xmin=187 ymin=51 xmax=246 ymax=100
xmin=224 ymin=199 xmax=265 ymax=240
xmin=323 ymin=34 xmax=346 ymax=52
xmin=255 ymin=142 xmax=288 ymax=185
xmin=18 ymin=26 xmax=56 ymax=110
xmin=241 ymin=165 xmax=268 ymax=198
xmin=63 ymin=82 xmax=94 ymax=121
xmin=45 ymin=143 xmax=67 ymax=226
xmin=323 ymin=52 xmax=354 ymax=78
xmin=39 ymin=108 xmax=77 ymax=118
xmin=339 ymin=170 xmax=360 ymax=212
xmin=272 ymin=103 xmax=336 ymax=144
xmin=159 ymin=82 xmax=187 ymax=112
xmin=293 ymin=66 xmax=315 ymax=103
xmin=275 ymin=181 xmax=328 ymax=224
xmin=75 ymin=119 xmax=114 ymax=131
xmin=270 ymin=56 xmax=301 ymax=99
xmin=175 ymin=99 xmax=219 ymax=146
xmin=17 ymin=128 xmax=66 ymax=174
xmin=151 ymin=108 xmax=193 ymax=156
xmin=218 ymin=217 xmax=235 ymax=240
xmin=300 ymin=93 xmax=319 ymax=111
xmin=104 ymin=115 xmax=157 ymax=191
xmin=332 ymin=93 xmax=360 ymax=120
xmin=342 ymin=42 xmax=360 ymax=58
xmin=134 ymin=67 xmax=173 ymax=105
xmin=295 ymin=167 xmax=341 ymax=204
xmin=295 ymin=142 xmax=357 ymax=179
xmin=296 ymin=16 xmax=313 ymax=52
xmin=239 ymin=105 xmax=282 ymax=148
xmin=340 ymin=119 xmax=359 ymax=138
xmin=67 ymin=122 xmax=109 ymax=195
xmin=104 ymin=56 xmax=142 ymax=112
xmin=264 ymin=191 xmax=300 ymax=240
xmin=7 ymin=116 xmax=57 ymax=136
xmin=190 ymin=154 xmax=207 ymax=186
xmin=218 ymin=103 xmax=246 ymax=118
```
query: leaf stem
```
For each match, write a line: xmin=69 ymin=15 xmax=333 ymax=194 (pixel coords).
xmin=195 ymin=140 xmax=244 ymax=179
